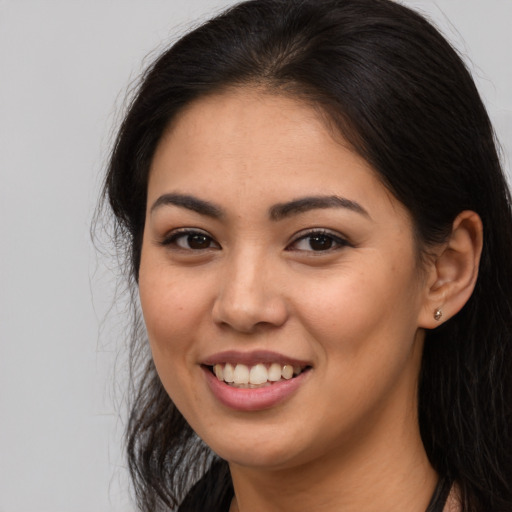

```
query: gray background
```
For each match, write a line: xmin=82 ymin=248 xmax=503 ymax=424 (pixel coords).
xmin=1 ymin=1 xmax=511 ymax=511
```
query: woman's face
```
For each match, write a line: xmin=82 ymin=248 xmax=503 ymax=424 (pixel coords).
xmin=139 ymin=89 xmax=431 ymax=470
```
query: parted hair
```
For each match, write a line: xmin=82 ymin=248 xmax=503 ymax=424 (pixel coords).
xmin=103 ymin=0 xmax=512 ymax=510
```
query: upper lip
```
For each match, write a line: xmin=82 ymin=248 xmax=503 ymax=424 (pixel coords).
xmin=201 ymin=350 xmax=312 ymax=368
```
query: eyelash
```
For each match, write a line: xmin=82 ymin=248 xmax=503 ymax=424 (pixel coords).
xmin=287 ymin=229 xmax=350 ymax=253
xmin=160 ymin=228 xmax=350 ymax=253
xmin=160 ymin=229 xmax=220 ymax=251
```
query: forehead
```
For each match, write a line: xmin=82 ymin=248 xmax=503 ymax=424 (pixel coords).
xmin=148 ymin=88 xmax=405 ymax=221
xmin=155 ymin=88 xmax=336 ymax=174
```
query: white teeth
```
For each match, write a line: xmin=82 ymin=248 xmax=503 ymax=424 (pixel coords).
xmin=233 ymin=364 xmax=249 ymax=384
xmin=281 ymin=364 xmax=293 ymax=380
xmin=223 ymin=363 xmax=235 ymax=383
xmin=268 ymin=363 xmax=282 ymax=381
xmin=212 ymin=362 xmax=306 ymax=386
xmin=249 ymin=363 xmax=268 ymax=385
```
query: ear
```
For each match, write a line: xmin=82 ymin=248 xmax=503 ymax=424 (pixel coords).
xmin=418 ymin=211 xmax=483 ymax=329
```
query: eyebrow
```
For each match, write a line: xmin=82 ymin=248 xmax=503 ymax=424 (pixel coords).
xmin=150 ymin=192 xmax=369 ymax=221
xmin=269 ymin=195 xmax=369 ymax=221
xmin=150 ymin=193 xmax=223 ymax=219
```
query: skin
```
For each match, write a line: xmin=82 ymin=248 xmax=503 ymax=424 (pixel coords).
xmin=138 ymin=88 xmax=472 ymax=511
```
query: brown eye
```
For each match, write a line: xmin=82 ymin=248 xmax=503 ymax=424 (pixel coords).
xmin=163 ymin=229 xmax=220 ymax=250
xmin=308 ymin=234 xmax=334 ymax=251
xmin=288 ymin=230 xmax=349 ymax=252
xmin=186 ymin=233 xmax=212 ymax=249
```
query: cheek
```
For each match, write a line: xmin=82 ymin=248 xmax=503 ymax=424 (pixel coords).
xmin=295 ymin=257 xmax=422 ymax=360
xmin=139 ymin=247 xmax=201 ymax=332
xmin=139 ymin=280 xmax=193 ymax=358
xmin=137 ymin=253 xmax=219 ymax=397
xmin=138 ymin=250 xmax=190 ymax=367
xmin=293 ymin=263 xmax=424 ymax=434
xmin=138 ymin=269 xmax=198 ymax=410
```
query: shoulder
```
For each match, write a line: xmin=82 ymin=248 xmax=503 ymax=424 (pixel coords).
xmin=443 ymin=485 xmax=461 ymax=512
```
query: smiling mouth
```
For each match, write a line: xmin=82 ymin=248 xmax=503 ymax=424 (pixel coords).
xmin=206 ymin=362 xmax=311 ymax=389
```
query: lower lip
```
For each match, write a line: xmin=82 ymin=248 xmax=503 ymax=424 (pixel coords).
xmin=202 ymin=366 xmax=310 ymax=412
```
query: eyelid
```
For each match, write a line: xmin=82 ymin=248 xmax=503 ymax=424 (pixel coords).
xmin=286 ymin=228 xmax=351 ymax=252
xmin=157 ymin=227 xmax=349 ymax=252
xmin=159 ymin=227 xmax=221 ymax=250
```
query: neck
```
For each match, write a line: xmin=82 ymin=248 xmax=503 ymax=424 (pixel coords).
xmin=228 ymin=406 xmax=437 ymax=512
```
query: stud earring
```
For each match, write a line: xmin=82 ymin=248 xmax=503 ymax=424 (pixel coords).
xmin=433 ymin=308 xmax=443 ymax=321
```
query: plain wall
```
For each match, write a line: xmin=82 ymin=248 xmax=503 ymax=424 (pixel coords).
xmin=0 ymin=1 xmax=510 ymax=511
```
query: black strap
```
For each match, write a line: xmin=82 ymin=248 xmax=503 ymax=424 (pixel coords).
xmin=425 ymin=476 xmax=453 ymax=512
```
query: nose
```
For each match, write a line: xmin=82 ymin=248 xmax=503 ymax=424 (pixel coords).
xmin=211 ymin=249 xmax=289 ymax=333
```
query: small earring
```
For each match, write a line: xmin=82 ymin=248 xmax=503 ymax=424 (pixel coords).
xmin=433 ymin=308 xmax=443 ymax=321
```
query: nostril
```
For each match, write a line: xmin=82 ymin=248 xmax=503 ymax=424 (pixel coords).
xmin=212 ymin=302 xmax=289 ymax=333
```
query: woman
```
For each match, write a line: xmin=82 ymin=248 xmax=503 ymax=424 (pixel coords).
xmin=102 ymin=0 xmax=512 ymax=510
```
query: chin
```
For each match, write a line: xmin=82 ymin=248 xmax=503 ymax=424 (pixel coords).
xmin=200 ymin=424 xmax=310 ymax=470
